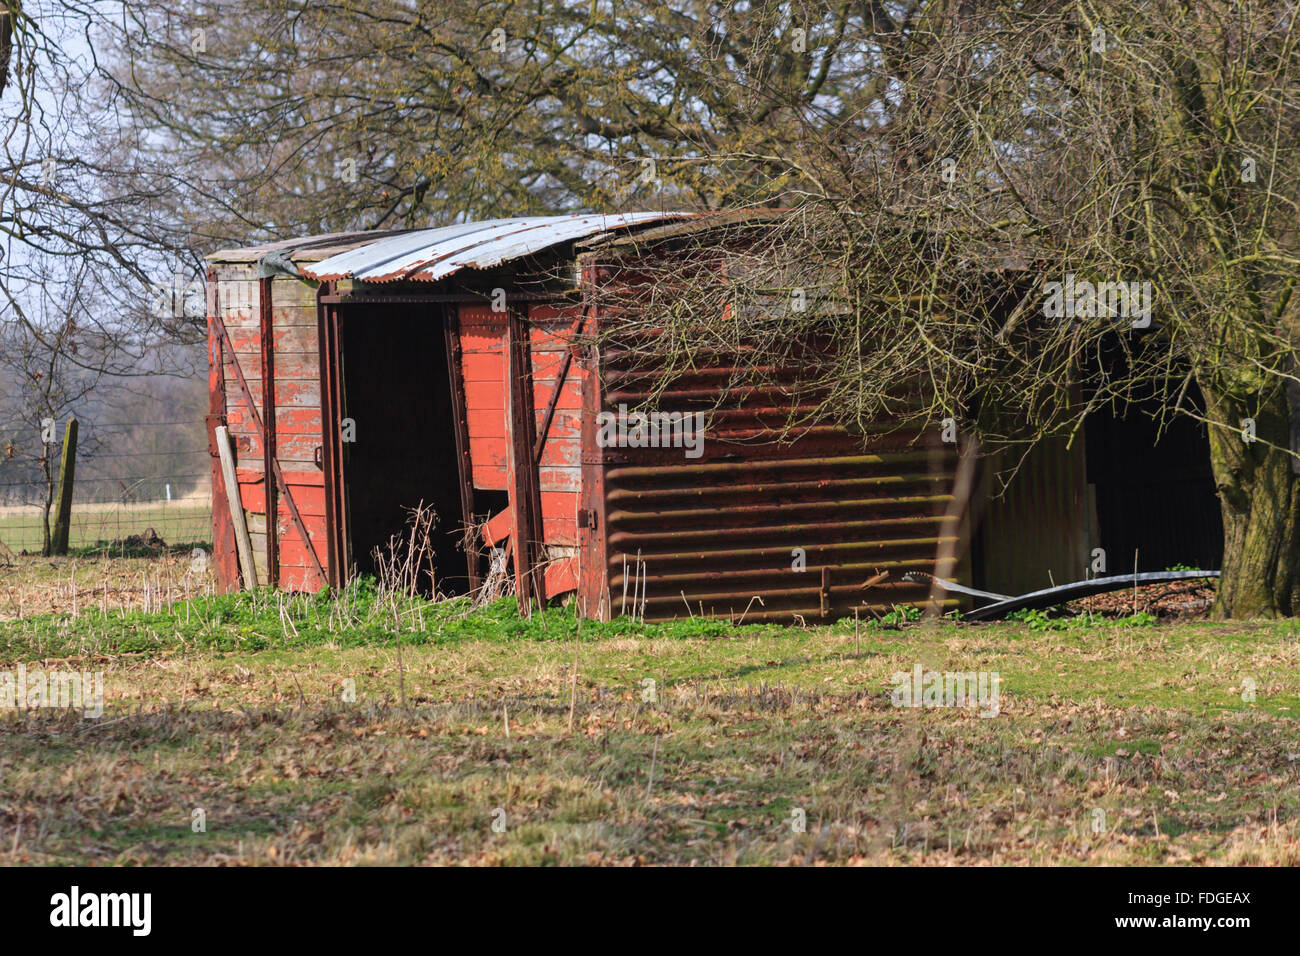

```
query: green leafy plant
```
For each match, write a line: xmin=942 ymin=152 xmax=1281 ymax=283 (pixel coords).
xmin=872 ymin=604 xmax=923 ymax=629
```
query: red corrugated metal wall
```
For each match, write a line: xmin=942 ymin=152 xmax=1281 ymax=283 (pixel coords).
xmin=586 ymin=345 xmax=961 ymax=623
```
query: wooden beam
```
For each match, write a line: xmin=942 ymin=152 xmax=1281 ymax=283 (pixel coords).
xmin=506 ymin=306 xmax=546 ymax=613
xmin=316 ymin=292 xmax=349 ymax=587
xmin=442 ymin=304 xmax=481 ymax=592
xmin=260 ymin=277 xmax=278 ymax=587
xmin=207 ymin=272 xmax=238 ymax=591
xmin=216 ymin=425 xmax=257 ymax=590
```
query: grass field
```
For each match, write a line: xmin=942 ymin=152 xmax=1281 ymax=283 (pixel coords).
xmin=0 ymin=548 xmax=215 ymax=621
xmin=0 ymin=503 xmax=210 ymax=555
xmin=1 ymin=560 xmax=1298 ymax=866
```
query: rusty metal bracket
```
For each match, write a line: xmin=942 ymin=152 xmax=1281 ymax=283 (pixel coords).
xmin=506 ymin=307 xmax=547 ymax=609
xmin=442 ymin=303 xmax=482 ymax=591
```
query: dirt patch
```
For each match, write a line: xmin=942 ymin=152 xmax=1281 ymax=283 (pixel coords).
xmin=1065 ymin=579 xmax=1216 ymax=620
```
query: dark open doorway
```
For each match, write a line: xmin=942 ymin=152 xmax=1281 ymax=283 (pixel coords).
xmin=1084 ymin=390 xmax=1224 ymax=573
xmin=337 ymin=305 xmax=469 ymax=595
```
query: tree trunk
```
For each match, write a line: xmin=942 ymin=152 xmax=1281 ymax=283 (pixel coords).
xmin=1203 ymin=380 xmax=1300 ymax=618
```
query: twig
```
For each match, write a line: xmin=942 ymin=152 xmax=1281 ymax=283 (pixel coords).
xmin=646 ymin=735 xmax=659 ymax=798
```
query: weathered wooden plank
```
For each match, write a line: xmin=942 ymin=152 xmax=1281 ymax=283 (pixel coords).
xmin=464 ymin=379 xmax=579 ymax=412
xmin=471 ymin=469 xmax=508 ymax=492
xmin=274 ymin=405 xmax=324 ymax=432
xmin=269 ymin=277 xmax=319 ymax=308
xmin=227 ymin=325 xmax=319 ymax=353
xmin=540 ymin=410 xmax=581 ymax=433
xmin=277 ymin=457 xmax=320 ymax=472
xmin=236 ymin=474 xmax=268 ymax=512
xmin=540 ymin=489 xmax=577 ymax=520
xmin=539 ymin=465 xmax=581 ymax=491
xmin=211 ymin=262 xmax=261 ymax=281
xmin=278 ymin=567 xmax=324 ymax=591
xmin=462 ymin=352 xmax=506 ymax=383
xmin=273 ymin=433 xmax=325 ymax=461
xmin=544 ymin=557 xmax=579 ymax=595
xmin=226 ymin=355 xmax=266 ymax=382
xmin=478 ymin=438 xmax=579 ymax=468
xmin=270 ymin=306 xmax=321 ymax=328
xmin=529 ymin=326 xmax=581 ymax=351
xmin=247 ymin=529 xmax=269 ymax=585
xmin=467 ymin=410 xmax=508 ymax=438
xmin=271 ymin=381 xmax=323 ymax=409
xmin=528 ymin=303 xmax=578 ymax=322
xmin=219 ymin=287 xmax=260 ymax=323
xmin=275 ymin=483 xmax=326 ymax=518
xmin=271 ymin=358 xmax=321 ymax=382
xmin=531 ymin=351 xmax=576 ymax=380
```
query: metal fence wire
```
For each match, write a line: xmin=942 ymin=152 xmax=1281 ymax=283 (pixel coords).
xmin=0 ymin=418 xmax=212 ymax=556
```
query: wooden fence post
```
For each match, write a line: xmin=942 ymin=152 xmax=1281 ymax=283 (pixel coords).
xmin=51 ymin=417 xmax=78 ymax=556
xmin=216 ymin=424 xmax=257 ymax=590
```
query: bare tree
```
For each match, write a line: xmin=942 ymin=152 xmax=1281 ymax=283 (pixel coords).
xmin=0 ymin=260 xmax=108 ymax=552
xmin=600 ymin=1 xmax=1300 ymax=618
xmin=0 ymin=0 xmax=207 ymax=540
xmin=99 ymin=0 xmax=927 ymax=243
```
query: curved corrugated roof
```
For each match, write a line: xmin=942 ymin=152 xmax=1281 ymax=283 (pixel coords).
xmin=297 ymin=212 xmax=688 ymax=283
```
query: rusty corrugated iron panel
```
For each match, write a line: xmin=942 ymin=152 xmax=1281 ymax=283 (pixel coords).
xmin=602 ymin=450 xmax=958 ymax=622
xmin=575 ymin=209 xmax=784 ymax=250
xmin=592 ymin=348 xmax=960 ymax=622
xmin=300 ymin=213 xmax=688 ymax=284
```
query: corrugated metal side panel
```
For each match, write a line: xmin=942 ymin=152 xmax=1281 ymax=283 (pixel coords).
xmin=597 ymin=359 xmax=959 ymax=623
xmin=977 ymin=437 xmax=1091 ymax=596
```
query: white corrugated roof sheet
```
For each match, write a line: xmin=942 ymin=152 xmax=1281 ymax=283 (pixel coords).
xmin=298 ymin=212 xmax=687 ymax=283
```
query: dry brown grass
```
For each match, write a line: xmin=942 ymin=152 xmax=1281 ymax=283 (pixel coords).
xmin=0 ymin=587 xmax=1297 ymax=865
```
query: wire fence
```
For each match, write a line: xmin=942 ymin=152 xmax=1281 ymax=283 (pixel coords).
xmin=0 ymin=418 xmax=213 ymax=556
